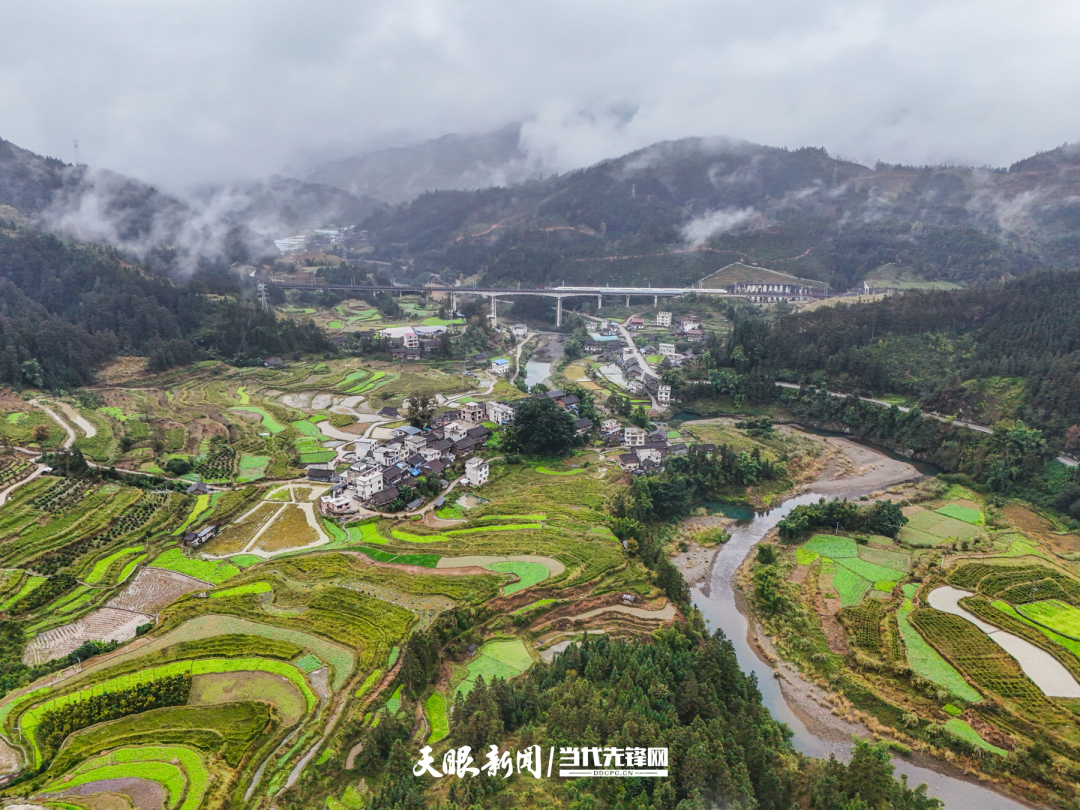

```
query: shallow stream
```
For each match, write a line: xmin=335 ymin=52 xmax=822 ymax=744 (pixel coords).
xmin=693 ymin=491 xmax=1035 ymax=809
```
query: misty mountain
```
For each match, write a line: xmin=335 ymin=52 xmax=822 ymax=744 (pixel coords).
xmin=0 ymin=224 xmax=329 ymax=390
xmin=356 ymin=136 xmax=1080 ymax=290
xmin=191 ymin=176 xmax=379 ymax=232
xmin=0 ymin=135 xmax=280 ymax=274
xmin=305 ymin=123 xmax=545 ymax=204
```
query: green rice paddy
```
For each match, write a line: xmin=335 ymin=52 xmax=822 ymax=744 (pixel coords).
xmin=229 ymin=406 xmax=285 ymax=434
xmin=0 ymin=575 xmax=45 ymax=610
xmin=455 ymin=638 xmax=533 ymax=696
xmin=150 ymin=549 xmax=238 ymax=585
xmin=425 ymin=692 xmax=449 ymax=743
xmin=209 ymin=581 xmax=271 ymax=599
xmin=936 ymin=504 xmax=983 ymax=525
xmin=86 ymin=545 xmax=145 ymax=584
xmin=1017 ymin=599 xmax=1080 ymax=640
xmin=896 ymin=600 xmax=982 ymax=703
xmin=943 ymin=718 xmax=1008 ymax=756
xmin=486 ymin=561 xmax=549 ymax=595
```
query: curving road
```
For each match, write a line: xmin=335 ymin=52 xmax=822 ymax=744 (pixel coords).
xmin=774 ymin=382 xmax=1079 ymax=467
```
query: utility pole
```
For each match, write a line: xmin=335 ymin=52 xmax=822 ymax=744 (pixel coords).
xmin=257 ymin=282 xmax=270 ymax=312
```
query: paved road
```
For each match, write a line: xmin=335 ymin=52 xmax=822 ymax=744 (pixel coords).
xmin=775 ymin=382 xmax=1079 ymax=467
xmin=0 ymin=465 xmax=46 ymax=507
xmin=31 ymin=399 xmax=77 ymax=449
xmin=584 ymin=315 xmax=659 ymax=410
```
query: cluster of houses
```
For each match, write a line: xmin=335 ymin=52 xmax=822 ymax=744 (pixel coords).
xmin=614 ymin=425 xmax=708 ymax=475
xmin=380 ymin=326 xmax=449 ymax=362
xmin=312 ymin=390 xmax=592 ymax=516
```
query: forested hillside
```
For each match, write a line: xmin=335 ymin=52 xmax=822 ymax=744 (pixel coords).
xmin=724 ymin=270 xmax=1080 ymax=442
xmin=356 ymin=138 xmax=1080 ymax=291
xmin=0 ymin=225 xmax=328 ymax=390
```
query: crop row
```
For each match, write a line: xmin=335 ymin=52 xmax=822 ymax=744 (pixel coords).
xmin=896 ymin=601 xmax=982 ymax=703
xmin=949 ymin=563 xmax=1080 ymax=605
xmin=28 ymin=477 xmax=95 ymax=513
xmin=194 ymin=445 xmax=237 ymax=482
xmin=48 ymin=743 xmax=211 ymax=810
xmin=841 ymin=599 xmax=886 ymax=654
xmin=11 ymin=657 xmax=317 ymax=766
xmin=909 ymin=608 xmax=1053 ymax=713
xmin=32 ymin=491 xmax=167 ymax=576
xmin=0 ymin=457 xmax=31 ymax=486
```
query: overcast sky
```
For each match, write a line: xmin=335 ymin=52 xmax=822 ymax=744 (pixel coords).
xmin=3 ymin=0 xmax=1079 ymax=191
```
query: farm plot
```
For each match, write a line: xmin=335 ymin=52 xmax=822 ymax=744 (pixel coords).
xmin=425 ymin=692 xmax=449 ymax=743
xmin=896 ymin=600 xmax=982 ymax=703
xmin=898 ymin=508 xmax=981 ymax=545
xmin=993 ymin=601 xmax=1080 ymax=658
xmin=23 ymin=607 xmax=153 ymax=665
xmin=229 ymin=406 xmax=285 ymax=434
xmin=909 ymin=608 xmax=1057 ymax=711
xmin=85 ymin=545 xmax=145 ymax=584
xmin=237 ymin=454 xmax=270 ymax=483
xmin=148 ymin=615 xmax=355 ymax=690
xmin=1017 ymin=600 xmax=1080 ymax=640
xmin=108 ymin=567 xmax=208 ymax=614
xmin=455 ymin=638 xmax=533 ymax=696
xmin=943 ymin=718 xmax=1008 ymax=756
xmin=0 ymin=574 xmax=45 ymax=610
xmin=484 ymin=561 xmax=549 ymax=595
xmin=16 ymin=658 xmax=317 ymax=766
xmin=802 ymin=535 xmax=909 ymax=607
xmin=253 ymin=504 xmax=324 ymax=553
xmin=189 ymin=670 xmax=307 ymax=724
xmin=937 ymin=503 xmax=983 ymax=525
xmin=209 ymin=581 xmax=271 ymax=600
xmin=44 ymin=743 xmax=210 ymax=810
xmin=40 ymin=702 xmax=269 ymax=790
xmin=199 ymin=503 xmax=281 ymax=555
xmin=148 ymin=550 xmax=238 ymax=586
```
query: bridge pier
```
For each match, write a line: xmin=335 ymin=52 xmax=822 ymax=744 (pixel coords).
xmin=626 ymin=295 xmax=630 ymax=307
xmin=556 ymin=296 xmax=563 ymax=327
xmin=654 ymin=295 xmax=658 ymax=307
xmin=597 ymin=295 xmax=602 ymax=311
xmin=490 ymin=294 xmax=497 ymax=328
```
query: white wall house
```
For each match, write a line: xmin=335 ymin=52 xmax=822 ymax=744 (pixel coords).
xmin=656 ymin=311 xmax=672 ymax=327
xmin=601 ymin=418 xmax=621 ymax=434
xmin=623 ymin=427 xmax=646 ymax=447
xmin=444 ymin=421 xmax=469 ymax=442
xmin=491 ymin=358 xmax=510 ymax=375
xmin=486 ymin=401 xmax=515 ymax=425
xmin=659 ymin=343 xmax=676 ymax=356
xmin=373 ymin=445 xmax=402 ymax=467
xmin=465 ymin=456 xmax=489 ymax=487
xmin=348 ymin=463 xmax=387 ymax=500
xmin=657 ymin=385 xmax=671 ymax=403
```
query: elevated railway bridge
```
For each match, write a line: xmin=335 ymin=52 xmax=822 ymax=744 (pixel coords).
xmin=267 ymin=280 xmax=744 ymax=326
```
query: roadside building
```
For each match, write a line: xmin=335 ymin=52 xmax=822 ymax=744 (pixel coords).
xmin=464 ymin=456 xmax=489 ymax=487
xmin=486 ymin=401 xmax=515 ymax=425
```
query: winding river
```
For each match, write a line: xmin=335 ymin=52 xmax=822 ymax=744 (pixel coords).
xmin=692 ymin=489 xmax=1035 ymax=810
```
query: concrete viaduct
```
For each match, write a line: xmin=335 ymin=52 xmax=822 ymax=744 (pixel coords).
xmin=267 ymin=280 xmax=739 ymax=326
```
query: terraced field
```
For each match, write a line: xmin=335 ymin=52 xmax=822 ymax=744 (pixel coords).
xmin=0 ymin=364 xmax=671 ymax=810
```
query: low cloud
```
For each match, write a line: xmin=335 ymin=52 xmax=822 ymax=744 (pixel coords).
xmin=3 ymin=1 xmax=1080 ymax=194
xmin=680 ymin=207 xmax=760 ymax=247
